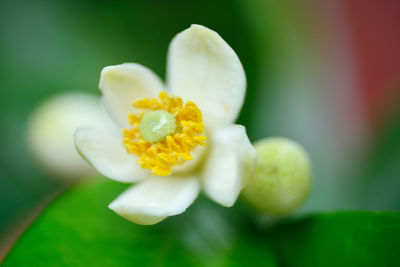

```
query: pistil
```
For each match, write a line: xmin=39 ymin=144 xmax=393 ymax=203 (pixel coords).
xmin=139 ymin=110 xmax=177 ymax=143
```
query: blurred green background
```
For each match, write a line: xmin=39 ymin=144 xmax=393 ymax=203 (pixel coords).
xmin=1 ymin=0 xmax=400 ymax=262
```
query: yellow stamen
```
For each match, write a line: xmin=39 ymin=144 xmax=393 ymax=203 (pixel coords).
xmin=122 ymin=92 xmax=206 ymax=176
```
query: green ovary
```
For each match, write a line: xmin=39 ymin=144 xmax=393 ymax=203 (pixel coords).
xmin=139 ymin=110 xmax=177 ymax=143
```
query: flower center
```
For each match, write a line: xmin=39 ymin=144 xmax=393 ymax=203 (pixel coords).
xmin=139 ymin=110 xmax=177 ymax=143
xmin=122 ymin=92 xmax=206 ymax=176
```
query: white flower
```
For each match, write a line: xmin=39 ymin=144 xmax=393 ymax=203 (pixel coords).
xmin=27 ymin=92 xmax=110 ymax=180
xmin=74 ymin=25 xmax=257 ymax=225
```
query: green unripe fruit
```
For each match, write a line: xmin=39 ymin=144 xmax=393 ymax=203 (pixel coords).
xmin=139 ymin=110 xmax=177 ymax=143
xmin=242 ymin=137 xmax=312 ymax=216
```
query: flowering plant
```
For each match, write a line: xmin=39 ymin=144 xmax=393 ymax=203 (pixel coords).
xmin=74 ymin=25 xmax=257 ymax=225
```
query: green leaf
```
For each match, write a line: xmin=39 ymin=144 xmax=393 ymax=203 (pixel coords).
xmin=270 ymin=211 xmax=400 ymax=266
xmin=3 ymin=178 xmax=400 ymax=266
xmin=3 ymin=179 xmax=277 ymax=267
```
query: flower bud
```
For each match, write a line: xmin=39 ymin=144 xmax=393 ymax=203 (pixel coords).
xmin=27 ymin=92 xmax=110 ymax=180
xmin=242 ymin=137 xmax=312 ymax=216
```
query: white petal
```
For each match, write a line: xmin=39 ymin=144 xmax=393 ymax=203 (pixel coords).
xmin=74 ymin=127 xmax=150 ymax=182
xmin=167 ymin=24 xmax=246 ymax=129
xmin=108 ymin=176 xmax=200 ymax=225
xmin=202 ymin=125 xmax=257 ymax=207
xmin=99 ymin=63 xmax=164 ymax=127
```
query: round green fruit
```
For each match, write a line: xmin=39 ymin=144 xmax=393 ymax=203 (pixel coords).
xmin=242 ymin=137 xmax=312 ymax=216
